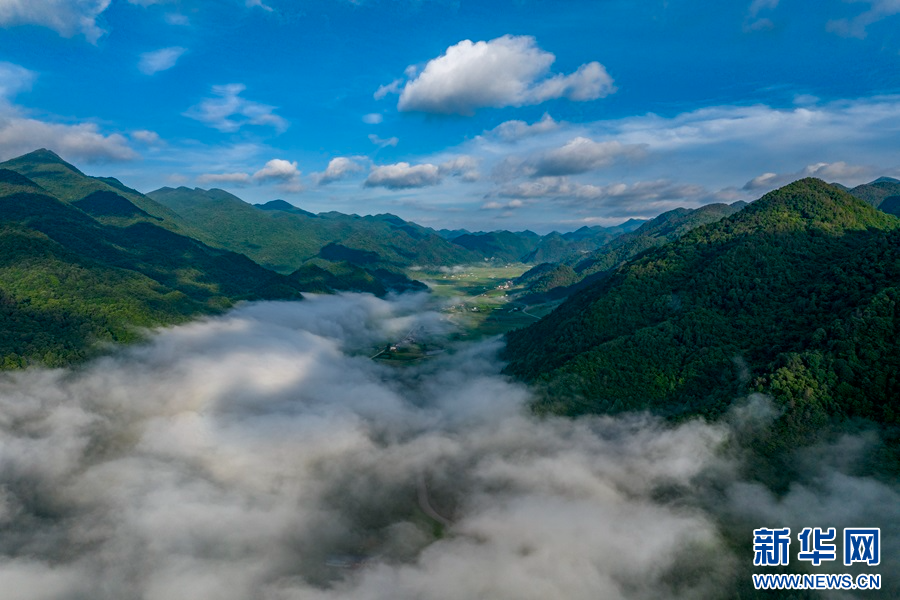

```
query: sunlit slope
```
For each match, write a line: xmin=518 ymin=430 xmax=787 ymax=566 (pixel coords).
xmin=515 ymin=202 xmax=746 ymax=301
xmin=0 ymin=172 xmax=306 ymax=367
xmin=148 ymin=186 xmax=481 ymax=272
xmin=0 ymin=149 xmax=207 ymax=239
xmin=504 ymin=179 xmax=900 ymax=441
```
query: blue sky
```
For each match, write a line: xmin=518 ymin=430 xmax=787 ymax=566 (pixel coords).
xmin=0 ymin=0 xmax=898 ymax=232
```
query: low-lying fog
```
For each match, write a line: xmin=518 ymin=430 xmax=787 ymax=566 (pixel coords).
xmin=0 ymin=293 xmax=896 ymax=599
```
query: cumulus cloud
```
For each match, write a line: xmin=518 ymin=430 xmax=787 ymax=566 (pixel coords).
xmin=0 ymin=294 xmax=896 ymax=599
xmin=363 ymin=157 xmax=479 ymax=189
xmin=0 ymin=0 xmax=111 ymax=42
xmin=198 ymin=158 xmax=303 ymax=192
xmin=743 ymin=161 xmax=874 ymax=191
xmin=0 ymin=60 xmax=136 ymax=163
xmin=365 ymin=162 xmax=441 ymax=189
xmin=527 ymin=137 xmax=647 ymax=177
xmin=184 ymin=84 xmax=288 ymax=133
xmin=827 ymin=0 xmax=900 ymax=38
xmin=362 ymin=113 xmax=383 ymax=124
xmin=394 ymin=35 xmax=615 ymax=115
xmin=439 ymin=155 xmax=480 ymax=181
xmin=138 ymin=46 xmax=187 ymax=75
xmin=253 ymin=158 xmax=300 ymax=182
xmin=497 ymin=177 xmax=706 ymax=213
xmin=0 ymin=117 xmax=136 ymax=162
xmin=315 ymin=156 xmax=365 ymax=185
xmin=368 ymin=133 xmax=399 ymax=148
xmin=488 ymin=113 xmax=559 ymax=141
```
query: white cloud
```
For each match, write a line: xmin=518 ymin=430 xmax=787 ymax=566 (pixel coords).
xmin=245 ymin=0 xmax=273 ymax=11
xmin=527 ymin=137 xmax=647 ymax=177
xmin=744 ymin=0 xmax=779 ymax=31
xmin=164 ymin=12 xmax=189 ymax=25
xmin=0 ymin=0 xmax=111 ymax=42
xmin=184 ymin=84 xmax=288 ymax=133
xmin=481 ymin=199 xmax=525 ymax=210
xmin=0 ymin=117 xmax=136 ymax=162
xmin=197 ymin=171 xmax=252 ymax=185
xmin=374 ymin=78 xmax=403 ymax=100
xmin=395 ymin=35 xmax=615 ymax=115
xmin=252 ymin=158 xmax=300 ymax=183
xmin=131 ymin=129 xmax=162 ymax=145
xmin=369 ymin=133 xmax=399 ymax=148
xmin=0 ymin=61 xmax=34 ymax=100
xmin=365 ymin=162 xmax=442 ymax=189
xmin=439 ymin=155 xmax=480 ymax=181
xmin=198 ymin=158 xmax=303 ymax=192
xmin=497 ymin=176 xmax=706 ymax=214
xmin=743 ymin=161 xmax=874 ymax=191
xmin=363 ymin=113 xmax=384 ymax=124
xmin=489 ymin=113 xmax=559 ymax=141
xmin=827 ymin=0 xmax=900 ymax=38
xmin=138 ymin=46 xmax=186 ymax=75
xmin=315 ymin=156 xmax=364 ymax=185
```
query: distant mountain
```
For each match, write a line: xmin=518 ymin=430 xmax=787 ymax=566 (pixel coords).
xmin=519 ymin=221 xmax=644 ymax=264
xmin=514 ymin=202 xmax=745 ymax=300
xmin=0 ymin=168 xmax=307 ymax=368
xmin=148 ymin=186 xmax=480 ymax=272
xmin=255 ymin=199 xmax=317 ymax=217
xmin=848 ymin=177 xmax=900 ymax=211
xmin=449 ymin=230 xmax=541 ymax=262
xmin=504 ymin=179 xmax=900 ymax=450
xmin=0 ymin=149 xmax=204 ymax=238
xmin=571 ymin=201 xmax=747 ymax=277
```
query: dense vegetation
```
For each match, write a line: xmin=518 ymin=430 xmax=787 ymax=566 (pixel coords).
xmin=848 ymin=176 xmax=900 ymax=213
xmin=0 ymin=157 xmax=309 ymax=368
xmin=148 ymin=186 xmax=481 ymax=272
xmin=514 ymin=202 xmax=745 ymax=300
xmin=504 ymin=179 xmax=900 ymax=455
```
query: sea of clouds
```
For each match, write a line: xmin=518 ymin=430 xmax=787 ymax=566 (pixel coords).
xmin=0 ymin=293 xmax=896 ymax=599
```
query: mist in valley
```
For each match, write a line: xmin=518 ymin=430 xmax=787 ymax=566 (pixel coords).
xmin=0 ymin=293 xmax=896 ymax=599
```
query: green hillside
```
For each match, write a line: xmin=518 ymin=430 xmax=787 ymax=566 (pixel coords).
xmin=0 ymin=172 xmax=306 ymax=368
xmin=0 ymin=149 xmax=205 ymax=238
xmin=449 ymin=230 xmax=541 ymax=262
xmin=504 ymin=179 xmax=900 ymax=450
xmin=148 ymin=186 xmax=480 ymax=272
xmin=572 ymin=202 xmax=747 ymax=277
xmin=514 ymin=202 xmax=745 ymax=300
xmin=848 ymin=176 xmax=900 ymax=209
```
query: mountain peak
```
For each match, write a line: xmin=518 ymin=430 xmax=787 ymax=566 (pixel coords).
xmin=2 ymin=149 xmax=85 ymax=175
xmin=734 ymin=177 xmax=895 ymax=234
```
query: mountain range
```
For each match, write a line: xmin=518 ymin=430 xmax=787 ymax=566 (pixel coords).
xmin=503 ymin=178 xmax=900 ymax=462
xmin=3 ymin=148 xmax=900 ymax=465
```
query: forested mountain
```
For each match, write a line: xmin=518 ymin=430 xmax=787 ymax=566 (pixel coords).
xmin=504 ymin=179 xmax=900 ymax=450
xmin=0 ymin=169 xmax=308 ymax=368
xmin=0 ymin=150 xmax=207 ymax=239
xmin=148 ymin=186 xmax=481 ymax=272
xmin=514 ymin=202 xmax=745 ymax=300
xmin=448 ymin=230 xmax=542 ymax=262
xmin=849 ymin=176 xmax=900 ymax=216
xmin=518 ymin=220 xmax=644 ymax=264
